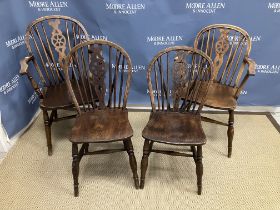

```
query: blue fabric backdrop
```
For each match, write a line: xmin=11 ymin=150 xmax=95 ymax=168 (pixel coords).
xmin=0 ymin=0 xmax=280 ymax=138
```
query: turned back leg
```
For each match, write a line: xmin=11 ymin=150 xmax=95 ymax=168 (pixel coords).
xmin=227 ymin=110 xmax=234 ymax=158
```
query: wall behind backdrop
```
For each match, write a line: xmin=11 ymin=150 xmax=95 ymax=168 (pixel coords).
xmin=0 ymin=0 xmax=280 ymax=139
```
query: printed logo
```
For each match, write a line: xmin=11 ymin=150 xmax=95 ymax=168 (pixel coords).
xmin=5 ymin=35 xmax=25 ymax=50
xmin=256 ymin=64 xmax=280 ymax=74
xmin=76 ymin=34 xmax=108 ymax=41
xmin=146 ymin=89 xmax=171 ymax=97
xmin=240 ymin=90 xmax=247 ymax=95
xmin=112 ymin=64 xmax=145 ymax=73
xmin=186 ymin=2 xmax=226 ymax=14
xmin=28 ymin=91 xmax=38 ymax=104
xmin=228 ymin=35 xmax=262 ymax=46
xmin=28 ymin=1 xmax=68 ymax=12
xmin=0 ymin=75 xmax=20 ymax=95
xmin=268 ymin=2 xmax=280 ymax=13
xmin=105 ymin=3 xmax=145 ymax=15
xmin=146 ymin=35 xmax=183 ymax=46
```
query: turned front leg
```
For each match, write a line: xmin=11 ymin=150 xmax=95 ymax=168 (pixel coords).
xmin=196 ymin=145 xmax=203 ymax=195
xmin=140 ymin=139 xmax=152 ymax=189
xmin=124 ymin=139 xmax=139 ymax=189
xmin=72 ymin=143 xmax=80 ymax=197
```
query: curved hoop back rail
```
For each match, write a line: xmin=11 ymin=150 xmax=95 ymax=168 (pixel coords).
xmin=23 ymin=15 xmax=89 ymax=96
xmin=194 ymin=24 xmax=252 ymax=90
xmin=147 ymin=46 xmax=214 ymax=114
xmin=64 ymin=40 xmax=133 ymax=115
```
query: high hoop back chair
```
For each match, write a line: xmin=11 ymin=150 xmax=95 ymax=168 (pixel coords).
xmin=63 ymin=40 xmax=139 ymax=196
xmin=194 ymin=24 xmax=256 ymax=157
xmin=140 ymin=46 xmax=214 ymax=195
xmin=20 ymin=15 xmax=90 ymax=155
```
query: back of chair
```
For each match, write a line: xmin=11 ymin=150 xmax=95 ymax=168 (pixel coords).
xmin=64 ymin=40 xmax=133 ymax=114
xmin=147 ymin=46 xmax=214 ymax=114
xmin=194 ymin=24 xmax=251 ymax=88
xmin=25 ymin=15 xmax=89 ymax=88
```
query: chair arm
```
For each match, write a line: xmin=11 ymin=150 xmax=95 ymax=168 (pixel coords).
xmin=19 ymin=55 xmax=43 ymax=98
xmin=244 ymin=56 xmax=256 ymax=76
xmin=234 ymin=57 xmax=256 ymax=98
xmin=20 ymin=55 xmax=34 ymax=75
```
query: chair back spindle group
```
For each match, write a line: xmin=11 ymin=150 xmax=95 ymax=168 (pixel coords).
xmin=24 ymin=15 xmax=89 ymax=94
xmin=64 ymin=40 xmax=132 ymax=114
xmin=147 ymin=46 xmax=214 ymax=114
xmin=194 ymin=24 xmax=251 ymax=90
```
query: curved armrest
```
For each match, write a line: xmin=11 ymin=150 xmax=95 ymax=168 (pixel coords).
xmin=19 ymin=55 xmax=34 ymax=75
xmin=19 ymin=55 xmax=43 ymax=98
xmin=244 ymin=57 xmax=256 ymax=76
xmin=235 ymin=57 xmax=256 ymax=98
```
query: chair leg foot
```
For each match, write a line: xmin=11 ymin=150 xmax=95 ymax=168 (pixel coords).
xmin=124 ymin=139 xmax=139 ymax=189
xmin=227 ymin=110 xmax=234 ymax=158
xmin=196 ymin=146 xmax=203 ymax=195
xmin=48 ymin=146 xmax=53 ymax=156
xmin=140 ymin=140 xmax=152 ymax=189
xmin=72 ymin=144 xmax=80 ymax=197
xmin=43 ymin=110 xmax=52 ymax=156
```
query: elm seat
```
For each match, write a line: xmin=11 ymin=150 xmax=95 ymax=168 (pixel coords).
xmin=70 ymin=109 xmax=133 ymax=143
xmin=142 ymin=111 xmax=206 ymax=145
xmin=204 ymin=82 xmax=237 ymax=110
xmin=40 ymin=81 xmax=97 ymax=110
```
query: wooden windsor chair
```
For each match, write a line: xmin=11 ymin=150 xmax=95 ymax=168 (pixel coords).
xmin=140 ymin=46 xmax=214 ymax=195
xmin=63 ymin=39 xmax=139 ymax=196
xmin=194 ymin=24 xmax=256 ymax=158
xmin=19 ymin=15 xmax=94 ymax=156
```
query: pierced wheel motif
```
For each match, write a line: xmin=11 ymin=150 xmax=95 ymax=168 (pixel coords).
xmin=48 ymin=19 xmax=67 ymax=66
xmin=215 ymin=39 xmax=229 ymax=54
xmin=215 ymin=29 xmax=230 ymax=55
xmin=52 ymin=33 xmax=66 ymax=48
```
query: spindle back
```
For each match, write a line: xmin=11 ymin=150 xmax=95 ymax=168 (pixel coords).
xmin=147 ymin=46 xmax=214 ymax=114
xmin=25 ymin=15 xmax=89 ymax=88
xmin=64 ymin=40 xmax=133 ymax=114
xmin=194 ymin=24 xmax=251 ymax=88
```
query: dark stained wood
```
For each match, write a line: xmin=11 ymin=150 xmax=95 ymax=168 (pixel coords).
xmin=140 ymin=46 xmax=214 ymax=195
xmin=70 ymin=109 xmax=133 ymax=143
xmin=19 ymin=15 xmax=90 ymax=156
xmin=196 ymin=146 xmax=203 ymax=195
xmin=124 ymin=139 xmax=140 ymax=189
xmin=227 ymin=110 xmax=234 ymax=158
xmin=142 ymin=112 xmax=206 ymax=145
xmin=40 ymin=80 xmax=97 ymax=110
xmin=63 ymin=40 xmax=138 ymax=196
xmin=201 ymin=82 xmax=237 ymax=110
xmin=194 ymin=24 xmax=256 ymax=157
xmin=72 ymin=143 xmax=79 ymax=197
xmin=140 ymin=139 xmax=151 ymax=189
